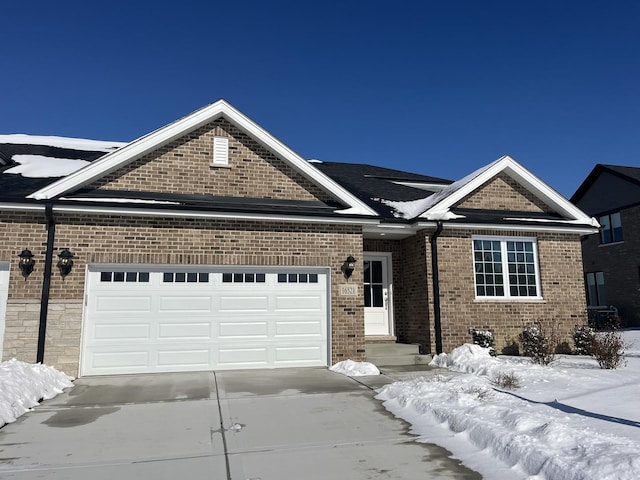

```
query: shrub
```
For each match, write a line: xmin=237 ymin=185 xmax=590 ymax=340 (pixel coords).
xmin=519 ymin=321 xmax=556 ymax=365
xmin=573 ymin=324 xmax=596 ymax=355
xmin=501 ymin=338 xmax=520 ymax=356
xmin=591 ymin=331 xmax=628 ymax=369
xmin=491 ymin=372 xmax=521 ymax=390
xmin=469 ymin=328 xmax=495 ymax=355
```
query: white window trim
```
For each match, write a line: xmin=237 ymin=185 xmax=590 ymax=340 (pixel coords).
xmin=472 ymin=235 xmax=543 ymax=301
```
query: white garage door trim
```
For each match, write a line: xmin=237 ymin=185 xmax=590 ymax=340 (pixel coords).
xmin=80 ymin=264 xmax=330 ymax=376
xmin=0 ymin=262 xmax=9 ymax=361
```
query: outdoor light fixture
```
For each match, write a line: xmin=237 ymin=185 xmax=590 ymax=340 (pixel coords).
xmin=57 ymin=249 xmax=74 ymax=278
xmin=18 ymin=249 xmax=35 ymax=278
xmin=342 ymin=255 xmax=356 ymax=279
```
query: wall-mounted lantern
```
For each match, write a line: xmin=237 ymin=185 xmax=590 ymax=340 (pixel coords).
xmin=341 ymin=255 xmax=356 ymax=279
xmin=18 ymin=249 xmax=35 ymax=278
xmin=57 ymin=249 xmax=75 ymax=278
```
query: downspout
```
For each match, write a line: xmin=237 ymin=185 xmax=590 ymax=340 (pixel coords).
xmin=37 ymin=202 xmax=55 ymax=364
xmin=430 ymin=220 xmax=444 ymax=354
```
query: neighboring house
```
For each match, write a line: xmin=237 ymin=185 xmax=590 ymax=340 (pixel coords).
xmin=571 ymin=164 xmax=640 ymax=327
xmin=0 ymin=100 xmax=598 ymax=376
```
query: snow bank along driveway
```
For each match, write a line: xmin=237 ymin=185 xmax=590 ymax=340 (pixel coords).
xmin=377 ymin=331 xmax=640 ymax=480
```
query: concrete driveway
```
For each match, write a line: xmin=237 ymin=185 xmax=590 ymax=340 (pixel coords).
xmin=0 ymin=368 xmax=480 ymax=479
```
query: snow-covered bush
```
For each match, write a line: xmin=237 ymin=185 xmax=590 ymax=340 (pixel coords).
xmin=519 ymin=322 xmax=556 ymax=365
xmin=491 ymin=372 xmax=521 ymax=390
xmin=573 ymin=324 xmax=595 ymax=355
xmin=591 ymin=331 xmax=628 ymax=369
xmin=468 ymin=328 xmax=495 ymax=355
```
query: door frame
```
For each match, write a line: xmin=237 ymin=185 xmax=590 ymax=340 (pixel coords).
xmin=363 ymin=252 xmax=394 ymax=337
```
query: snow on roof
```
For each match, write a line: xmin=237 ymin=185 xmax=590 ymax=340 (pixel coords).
xmin=0 ymin=134 xmax=126 ymax=152
xmin=4 ymin=155 xmax=90 ymax=178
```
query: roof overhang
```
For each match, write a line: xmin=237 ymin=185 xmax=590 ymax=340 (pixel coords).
xmin=27 ymin=100 xmax=378 ymax=217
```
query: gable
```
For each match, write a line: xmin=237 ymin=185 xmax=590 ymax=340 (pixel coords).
xmin=454 ymin=172 xmax=554 ymax=214
xmin=85 ymin=118 xmax=332 ymax=203
xmin=572 ymin=170 xmax=640 ymax=215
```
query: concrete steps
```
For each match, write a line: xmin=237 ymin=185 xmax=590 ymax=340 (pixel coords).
xmin=365 ymin=342 xmax=432 ymax=366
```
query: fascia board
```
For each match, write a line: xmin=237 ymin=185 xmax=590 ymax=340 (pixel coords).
xmin=0 ymin=202 xmax=45 ymax=212
xmin=441 ymin=222 xmax=599 ymax=235
xmin=50 ymin=204 xmax=380 ymax=226
xmin=28 ymin=100 xmax=377 ymax=216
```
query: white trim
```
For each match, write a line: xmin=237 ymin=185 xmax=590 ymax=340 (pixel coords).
xmin=363 ymin=251 xmax=394 ymax=336
xmin=0 ymin=203 xmax=45 ymax=212
xmin=28 ymin=100 xmax=378 ymax=216
xmin=472 ymin=235 xmax=543 ymax=301
xmin=0 ymin=261 xmax=10 ymax=361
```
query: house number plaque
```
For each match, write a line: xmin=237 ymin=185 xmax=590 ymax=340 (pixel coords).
xmin=339 ymin=284 xmax=358 ymax=296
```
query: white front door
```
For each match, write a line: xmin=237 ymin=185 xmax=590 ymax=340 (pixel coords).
xmin=0 ymin=262 xmax=9 ymax=360
xmin=364 ymin=253 xmax=392 ymax=336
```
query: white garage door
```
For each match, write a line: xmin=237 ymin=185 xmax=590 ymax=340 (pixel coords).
xmin=0 ymin=262 xmax=9 ymax=361
xmin=81 ymin=266 xmax=329 ymax=376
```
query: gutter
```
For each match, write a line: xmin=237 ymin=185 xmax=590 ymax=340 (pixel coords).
xmin=36 ymin=202 xmax=55 ymax=364
xmin=430 ymin=220 xmax=444 ymax=355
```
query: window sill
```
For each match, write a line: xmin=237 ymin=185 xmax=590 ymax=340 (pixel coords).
xmin=209 ymin=163 xmax=232 ymax=169
xmin=598 ymin=241 xmax=624 ymax=247
xmin=474 ymin=297 xmax=546 ymax=304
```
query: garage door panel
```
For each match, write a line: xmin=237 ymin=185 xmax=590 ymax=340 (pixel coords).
xmin=219 ymin=296 xmax=269 ymax=311
xmin=157 ymin=349 xmax=211 ymax=367
xmin=83 ymin=268 xmax=329 ymax=375
xmin=275 ymin=295 xmax=322 ymax=311
xmin=275 ymin=320 xmax=322 ymax=336
xmin=94 ymin=323 xmax=151 ymax=340
xmin=218 ymin=321 xmax=268 ymax=338
xmin=158 ymin=323 xmax=212 ymax=339
xmin=218 ymin=347 xmax=268 ymax=366
xmin=95 ymin=296 xmax=152 ymax=312
xmin=159 ymin=296 xmax=212 ymax=312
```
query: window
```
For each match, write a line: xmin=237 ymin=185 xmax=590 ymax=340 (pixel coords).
xmin=585 ymin=272 xmax=607 ymax=306
xmin=222 ymin=272 xmax=266 ymax=283
xmin=277 ymin=273 xmax=318 ymax=283
xmin=473 ymin=237 xmax=541 ymax=299
xmin=364 ymin=260 xmax=384 ymax=308
xmin=100 ymin=271 xmax=150 ymax=283
xmin=163 ymin=272 xmax=210 ymax=283
xmin=599 ymin=212 xmax=623 ymax=244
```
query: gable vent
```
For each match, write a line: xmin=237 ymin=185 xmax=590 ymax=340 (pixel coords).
xmin=212 ymin=136 xmax=229 ymax=166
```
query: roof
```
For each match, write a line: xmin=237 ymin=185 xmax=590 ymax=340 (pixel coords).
xmin=571 ymin=164 xmax=640 ymax=205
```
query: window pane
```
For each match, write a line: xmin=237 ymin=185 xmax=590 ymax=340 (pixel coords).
xmin=100 ymin=272 xmax=112 ymax=282
xmin=245 ymin=273 xmax=254 ymax=283
xmin=222 ymin=273 xmax=232 ymax=283
xmin=299 ymin=274 xmax=308 ymax=283
xmin=234 ymin=273 xmax=243 ymax=283
xmin=364 ymin=285 xmax=371 ymax=307
xmin=288 ymin=274 xmax=297 ymax=283
xmin=187 ymin=272 xmax=197 ymax=283
xmin=363 ymin=261 xmax=371 ymax=283
xmin=139 ymin=272 xmax=149 ymax=282
xmin=199 ymin=273 xmax=209 ymax=283
xmin=163 ymin=272 xmax=173 ymax=282
xmin=126 ymin=272 xmax=137 ymax=282
xmin=611 ymin=212 xmax=623 ymax=242
xmin=371 ymin=261 xmax=383 ymax=283
xmin=596 ymin=272 xmax=607 ymax=305
xmin=372 ymin=285 xmax=384 ymax=307
xmin=278 ymin=274 xmax=287 ymax=283
xmin=256 ymin=273 xmax=265 ymax=283
xmin=309 ymin=274 xmax=318 ymax=283
xmin=175 ymin=272 xmax=186 ymax=282
xmin=599 ymin=215 xmax=611 ymax=243
xmin=114 ymin=272 xmax=125 ymax=282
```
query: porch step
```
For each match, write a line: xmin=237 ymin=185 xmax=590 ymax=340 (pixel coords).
xmin=365 ymin=343 xmax=432 ymax=366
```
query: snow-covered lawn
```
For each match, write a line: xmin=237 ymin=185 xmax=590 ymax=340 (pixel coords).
xmin=377 ymin=329 xmax=640 ymax=480
xmin=0 ymin=359 xmax=74 ymax=428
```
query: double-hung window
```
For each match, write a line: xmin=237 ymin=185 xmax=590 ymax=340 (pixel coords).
xmin=585 ymin=272 xmax=606 ymax=306
xmin=599 ymin=212 xmax=623 ymax=244
xmin=473 ymin=237 xmax=542 ymax=299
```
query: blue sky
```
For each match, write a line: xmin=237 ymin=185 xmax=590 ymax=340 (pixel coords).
xmin=2 ymin=1 xmax=638 ymax=197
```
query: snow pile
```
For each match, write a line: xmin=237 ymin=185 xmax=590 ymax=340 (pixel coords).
xmin=4 ymin=155 xmax=90 ymax=178
xmin=378 ymin=332 xmax=640 ymax=480
xmin=0 ymin=134 xmax=126 ymax=151
xmin=330 ymin=359 xmax=380 ymax=376
xmin=0 ymin=359 xmax=74 ymax=427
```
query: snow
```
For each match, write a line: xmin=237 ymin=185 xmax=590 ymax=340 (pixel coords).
xmin=0 ymin=134 xmax=126 ymax=152
xmin=0 ymin=359 xmax=74 ymax=428
xmin=4 ymin=154 xmax=91 ymax=178
xmin=377 ymin=330 xmax=640 ymax=480
xmin=330 ymin=359 xmax=380 ymax=376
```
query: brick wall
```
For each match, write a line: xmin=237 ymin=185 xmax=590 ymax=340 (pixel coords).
xmin=429 ymin=228 xmax=587 ymax=353
xmin=581 ymin=204 xmax=640 ymax=326
xmin=2 ymin=212 xmax=365 ymax=374
xmin=89 ymin=118 xmax=334 ymax=202
xmin=457 ymin=173 xmax=555 ymax=213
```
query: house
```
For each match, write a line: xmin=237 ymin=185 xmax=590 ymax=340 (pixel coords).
xmin=571 ymin=164 xmax=640 ymax=327
xmin=0 ymin=100 xmax=598 ymax=376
